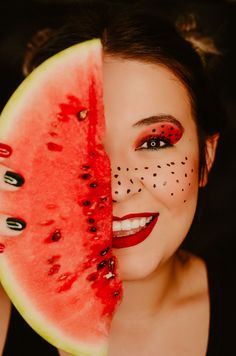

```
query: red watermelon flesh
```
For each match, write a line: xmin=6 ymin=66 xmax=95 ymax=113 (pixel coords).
xmin=0 ymin=39 xmax=122 ymax=356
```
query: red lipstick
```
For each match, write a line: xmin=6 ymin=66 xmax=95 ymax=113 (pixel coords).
xmin=112 ymin=213 xmax=159 ymax=249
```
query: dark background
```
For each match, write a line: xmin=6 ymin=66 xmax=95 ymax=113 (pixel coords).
xmin=0 ymin=0 xmax=235 ymax=259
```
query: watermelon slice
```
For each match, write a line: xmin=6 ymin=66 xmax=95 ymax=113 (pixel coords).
xmin=0 ymin=39 xmax=122 ymax=355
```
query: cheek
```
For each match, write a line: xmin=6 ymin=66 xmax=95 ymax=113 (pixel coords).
xmin=136 ymin=154 xmax=199 ymax=207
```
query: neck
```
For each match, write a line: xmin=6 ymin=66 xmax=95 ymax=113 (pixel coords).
xmin=112 ymin=254 xmax=181 ymax=327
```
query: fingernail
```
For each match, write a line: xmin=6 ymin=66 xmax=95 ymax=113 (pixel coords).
xmin=6 ymin=218 xmax=26 ymax=231
xmin=0 ymin=143 xmax=12 ymax=158
xmin=4 ymin=171 xmax=25 ymax=187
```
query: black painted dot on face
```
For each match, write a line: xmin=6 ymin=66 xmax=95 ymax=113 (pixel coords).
xmin=163 ymin=181 xmax=167 ymax=186
xmin=161 ymin=125 xmax=165 ymax=128
xmin=191 ymin=169 xmax=194 ymax=172
xmin=115 ymin=191 xmax=118 ymax=194
xmin=114 ymin=174 xmax=118 ymax=178
xmin=127 ymin=189 xmax=131 ymax=194
xmin=118 ymin=181 xmax=121 ymax=185
xmin=184 ymin=200 xmax=186 ymax=203
xmin=153 ymin=184 xmax=156 ymax=188
xmin=171 ymin=162 xmax=175 ymax=165
xmin=130 ymin=179 xmax=134 ymax=184
xmin=176 ymin=179 xmax=179 ymax=183
xmin=135 ymin=168 xmax=138 ymax=171
xmin=126 ymin=168 xmax=129 ymax=171
xmin=167 ymin=163 xmax=171 ymax=167
xmin=182 ymin=188 xmax=184 ymax=191
xmin=185 ymin=157 xmax=188 ymax=160
xmin=152 ymin=129 xmax=156 ymax=132
xmin=144 ymin=167 xmax=149 ymax=169
xmin=181 ymin=162 xmax=185 ymax=165
xmin=112 ymin=199 xmax=117 ymax=203
xmin=141 ymin=177 xmax=144 ymax=180
xmin=185 ymin=173 xmax=188 ymax=177
xmin=153 ymin=173 xmax=157 ymax=177
xmin=157 ymin=165 xmax=161 ymax=169
xmin=138 ymin=188 xmax=142 ymax=192
xmin=171 ymin=193 xmax=174 ymax=196
xmin=171 ymin=172 xmax=175 ymax=174
xmin=117 ymin=167 xmax=121 ymax=171
xmin=170 ymin=127 xmax=174 ymax=130
xmin=189 ymin=183 xmax=191 ymax=186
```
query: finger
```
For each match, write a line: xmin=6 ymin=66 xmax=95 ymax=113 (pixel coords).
xmin=0 ymin=214 xmax=26 ymax=237
xmin=0 ymin=165 xmax=25 ymax=191
xmin=0 ymin=143 xmax=13 ymax=161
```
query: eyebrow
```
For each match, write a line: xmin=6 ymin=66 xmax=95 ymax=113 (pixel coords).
xmin=132 ymin=115 xmax=184 ymax=131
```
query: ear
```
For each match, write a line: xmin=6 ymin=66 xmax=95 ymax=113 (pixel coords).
xmin=199 ymin=134 xmax=219 ymax=187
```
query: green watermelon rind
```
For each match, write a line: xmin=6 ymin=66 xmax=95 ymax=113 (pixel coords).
xmin=0 ymin=38 xmax=108 ymax=356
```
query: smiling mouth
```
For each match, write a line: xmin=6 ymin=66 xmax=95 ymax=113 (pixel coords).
xmin=112 ymin=213 xmax=159 ymax=248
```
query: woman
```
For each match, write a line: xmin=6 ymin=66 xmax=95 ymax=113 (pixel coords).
xmin=0 ymin=1 xmax=231 ymax=355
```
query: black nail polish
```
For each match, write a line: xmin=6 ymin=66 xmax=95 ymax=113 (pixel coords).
xmin=4 ymin=171 xmax=25 ymax=187
xmin=6 ymin=218 xmax=26 ymax=231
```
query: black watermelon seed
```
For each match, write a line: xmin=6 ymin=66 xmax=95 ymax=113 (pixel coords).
xmin=152 ymin=129 xmax=156 ymax=132
xmin=83 ymin=200 xmax=91 ymax=206
xmin=113 ymin=291 xmax=120 ymax=297
xmin=52 ymin=230 xmax=61 ymax=242
xmin=170 ymin=127 xmax=174 ymax=130
xmin=108 ymin=258 xmax=115 ymax=271
xmin=80 ymin=173 xmax=91 ymax=180
xmin=88 ymin=218 xmax=95 ymax=224
xmin=97 ymin=260 xmax=107 ymax=270
xmin=100 ymin=247 xmax=110 ymax=256
xmin=89 ymin=182 xmax=98 ymax=188
xmin=90 ymin=226 xmax=97 ymax=233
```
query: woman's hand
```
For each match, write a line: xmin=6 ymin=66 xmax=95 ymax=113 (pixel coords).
xmin=0 ymin=150 xmax=25 ymax=237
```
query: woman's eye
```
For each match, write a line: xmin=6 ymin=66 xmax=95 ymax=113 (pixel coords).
xmin=137 ymin=137 xmax=171 ymax=150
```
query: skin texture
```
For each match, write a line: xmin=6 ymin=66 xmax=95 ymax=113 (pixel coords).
xmin=102 ymin=57 xmax=217 ymax=355
xmin=103 ymin=57 xmax=200 ymax=280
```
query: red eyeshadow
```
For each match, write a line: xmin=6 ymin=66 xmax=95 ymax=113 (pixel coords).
xmin=134 ymin=122 xmax=183 ymax=147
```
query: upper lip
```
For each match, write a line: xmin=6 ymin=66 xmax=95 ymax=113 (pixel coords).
xmin=113 ymin=212 xmax=159 ymax=221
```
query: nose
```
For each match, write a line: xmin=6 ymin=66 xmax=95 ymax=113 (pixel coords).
xmin=111 ymin=165 xmax=143 ymax=203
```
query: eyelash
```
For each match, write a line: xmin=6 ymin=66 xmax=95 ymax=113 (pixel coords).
xmin=135 ymin=135 xmax=172 ymax=151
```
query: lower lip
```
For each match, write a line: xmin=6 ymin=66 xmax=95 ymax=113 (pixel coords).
xmin=112 ymin=214 xmax=159 ymax=249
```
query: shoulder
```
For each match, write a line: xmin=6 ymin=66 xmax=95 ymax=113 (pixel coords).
xmin=0 ymin=284 xmax=11 ymax=355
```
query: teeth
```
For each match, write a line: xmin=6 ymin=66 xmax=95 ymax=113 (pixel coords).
xmin=112 ymin=216 xmax=154 ymax=232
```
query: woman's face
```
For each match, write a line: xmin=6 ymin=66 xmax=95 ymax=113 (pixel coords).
xmin=103 ymin=57 xmax=200 ymax=281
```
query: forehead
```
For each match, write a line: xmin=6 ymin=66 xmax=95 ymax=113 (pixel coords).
xmin=103 ymin=56 xmax=194 ymax=128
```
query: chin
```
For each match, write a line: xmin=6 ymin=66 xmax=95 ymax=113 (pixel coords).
xmin=113 ymin=243 xmax=164 ymax=281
